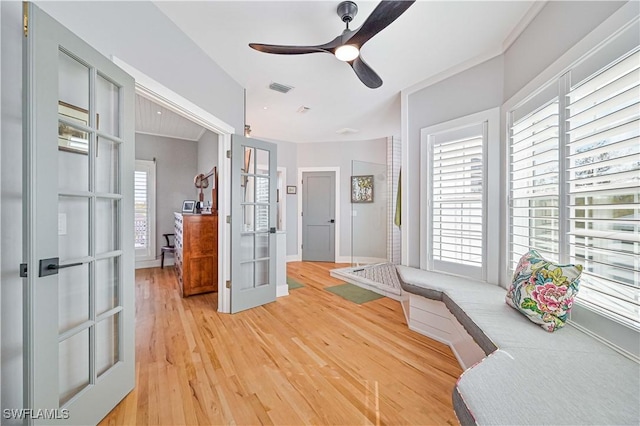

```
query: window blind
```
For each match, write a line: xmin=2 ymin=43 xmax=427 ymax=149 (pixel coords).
xmin=134 ymin=170 xmax=149 ymax=249
xmin=509 ymin=99 xmax=560 ymax=271
xmin=255 ymin=176 xmax=270 ymax=232
xmin=432 ymin=134 xmax=484 ymax=269
xmin=566 ymin=50 xmax=640 ymax=327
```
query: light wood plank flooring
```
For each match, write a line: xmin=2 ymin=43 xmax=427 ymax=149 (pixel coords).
xmin=99 ymin=262 xmax=462 ymax=425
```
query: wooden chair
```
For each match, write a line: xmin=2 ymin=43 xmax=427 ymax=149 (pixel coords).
xmin=160 ymin=233 xmax=175 ymax=269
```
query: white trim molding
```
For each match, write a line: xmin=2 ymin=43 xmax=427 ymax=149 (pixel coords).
xmin=419 ymin=107 xmax=501 ymax=284
xmin=501 ymin=1 xmax=548 ymax=52
xmin=135 ymin=258 xmax=174 ymax=270
xmin=297 ymin=167 xmax=341 ymax=262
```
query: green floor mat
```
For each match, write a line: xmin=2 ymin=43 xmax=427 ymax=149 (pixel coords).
xmin=287 ymin=277 xmax=305 ymax=290
xmin=325 ymin=283 xmax=384 ymax=304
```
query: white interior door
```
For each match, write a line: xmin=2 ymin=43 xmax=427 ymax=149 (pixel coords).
xmin=23 ymin=4 xmax=135 ymax=424
xmin=231 ymin=135 xmax=277 ymax=313
xmin=302 ymin=171 xmax=336 ymax=262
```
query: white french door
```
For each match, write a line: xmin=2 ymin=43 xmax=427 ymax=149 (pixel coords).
xmin=23 ymin=3 xmax=135 ymax=424
xmin=231 ymin=135 xmax=277 ymax=313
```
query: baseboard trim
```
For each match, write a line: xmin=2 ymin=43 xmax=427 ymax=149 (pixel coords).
xmin=276 ymin=284 xmax=289 ymax=298
xmin=286 ymin=255 xmax=301 ymax=262
xmin=135 ymin=258 xmax=175 ymax=270
xmin=335 ymin=256 xmax=387 ymax=265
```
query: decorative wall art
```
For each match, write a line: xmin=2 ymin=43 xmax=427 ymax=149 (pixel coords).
xmin=351 ymin=175 xmax=374 ymax=203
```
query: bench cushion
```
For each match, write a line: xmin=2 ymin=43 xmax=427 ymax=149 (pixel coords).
xmin=396 ymin=265 xmax=640 ymax=426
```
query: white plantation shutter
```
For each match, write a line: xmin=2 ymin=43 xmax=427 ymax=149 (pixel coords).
xmin=135 ymin=160 xmax=156 ymax=262
xmin=428 ymin=124 xmax=486 ymax=279
xmin=508 ymin=46 xmax=639 ymax=330
xmin=566 ymin=50 xmax=640 ymax=327
xmin=256 ymin=175 xmax=270 ymax=232
xmin=134 ymin=170 xmax=148 ymax=248
xmin=509 ymin=99 xmax=560 ymax=270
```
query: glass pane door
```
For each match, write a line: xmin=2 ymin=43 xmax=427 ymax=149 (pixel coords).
xmin=25 ymin=4 xmax=135 ymax=423
xmin=57 ymin=49 xmax=123 ymax=405
xmin=231 ymin=135 xmax=277 ymax=313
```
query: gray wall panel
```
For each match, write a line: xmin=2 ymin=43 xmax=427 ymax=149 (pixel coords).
xmin=135 ymin=134 xmax=198 ymax=258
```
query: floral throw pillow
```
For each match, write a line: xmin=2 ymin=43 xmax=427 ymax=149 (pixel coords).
xmin=506 ymin=250 xmax=583 ymax=332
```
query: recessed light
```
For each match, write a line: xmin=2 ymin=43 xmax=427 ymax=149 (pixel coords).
xmin=156 ymin=111 xmax=162 ymax=115
xmin=336 ymin=127 xmax=359 ymax=135
xmin=263 ymin=106 xmax=268 ymax=110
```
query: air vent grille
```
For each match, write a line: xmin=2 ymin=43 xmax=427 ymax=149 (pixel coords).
xmin=269 ymin=82 xmax=294 ymax=94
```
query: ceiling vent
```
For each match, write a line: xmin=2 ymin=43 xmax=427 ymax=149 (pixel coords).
xmin=336 ymin=127 xmax=359 ymax=135
xmin=297 ymin=106 xmax=311 ymax=114
xmin=268 ymin=82 xmax=294 ymax=94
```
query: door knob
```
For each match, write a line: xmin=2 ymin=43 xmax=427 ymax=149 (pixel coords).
xmin=328 ymin=219 xmax=335 ymax=223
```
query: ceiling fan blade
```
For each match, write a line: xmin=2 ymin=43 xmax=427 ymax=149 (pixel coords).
xmin=347 ymin=0 xmax=416 ymax=48
xmin=249 ymin=43 xmax=328 ymax=55
xmin=349 ymin=56 xmax=382 ymax=89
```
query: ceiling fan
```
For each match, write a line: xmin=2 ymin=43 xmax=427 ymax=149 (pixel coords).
xmin=249 ymin=0 xmax=415 ymax=89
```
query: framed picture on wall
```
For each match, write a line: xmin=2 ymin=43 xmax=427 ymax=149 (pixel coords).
xmin=182 ymin=200 xmax=196 ymax=213
xmin=351 ymin=175 xmax=374 ymax=203
xmin=287 ymin=186 xmax=297 ymax=195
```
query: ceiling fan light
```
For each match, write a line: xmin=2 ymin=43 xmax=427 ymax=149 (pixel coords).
xmin=334 ymin=44 xmax=359 ymax=62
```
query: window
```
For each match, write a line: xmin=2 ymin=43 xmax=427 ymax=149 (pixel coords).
xmin=135 ymin=160 xmax=156 ymax=262
xmin=566 ymin=50 xmax=639 ymax=328
xmin=508 ymin=48 xmax=639 ymax=330
xmin=509 ymin=98 xmax=560 ymax=269
xmin=422 ymin=117 xmax=489 ymax=280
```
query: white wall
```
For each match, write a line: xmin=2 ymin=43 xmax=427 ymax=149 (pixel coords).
xmin=37 ymin=1 xmax=244 ymax=132
xmin=196 ymin=130 xmax=219 ymax=208
xmin=1 ymin=1 xmax=243 ymax=416
xmin=136 ymin=134 xmax=198 ymax=259
xmin=297 ymin=138 xmax=387 ymax=260
xmin=272 ymin=139 xmax=298 ymax=256
xmin=352 ymin=160 xmax=387 ymax=261
xmin=503 ymin=1 xmax=626 ymax=101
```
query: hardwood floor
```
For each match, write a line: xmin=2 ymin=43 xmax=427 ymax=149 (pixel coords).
xmin=99 ymin=262 xmax=462 ymax=425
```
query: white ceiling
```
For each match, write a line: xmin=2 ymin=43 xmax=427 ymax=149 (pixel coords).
xmin=136 ymin=94 xmax=205 ymax=141
xmin=155 ymin=1 xmax=537 ymax=144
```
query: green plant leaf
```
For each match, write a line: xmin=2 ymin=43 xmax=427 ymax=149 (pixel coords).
xmin=521 ymin=298 xmax=540 ymax=313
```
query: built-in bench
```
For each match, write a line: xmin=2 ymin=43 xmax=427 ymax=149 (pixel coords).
xmin=396 ymin=266 xmax=640 ymax=426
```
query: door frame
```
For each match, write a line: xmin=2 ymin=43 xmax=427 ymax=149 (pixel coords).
xmin=296 ymin=167 xmax=340 ymax=262
xmin=112 ymin=58 xmax=235 ymax=313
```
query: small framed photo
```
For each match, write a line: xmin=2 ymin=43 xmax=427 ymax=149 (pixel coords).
xmin=351 ymin=175 xmax=374 ymax=203
xmin=287 ymin=186 xmax=297 ymax=195
xmin=182 ymin=200 xmax=196 ymax=213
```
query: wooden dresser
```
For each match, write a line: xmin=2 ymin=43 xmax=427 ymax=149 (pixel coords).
xmin=174 ymin=213 xmax=218 ymax=297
